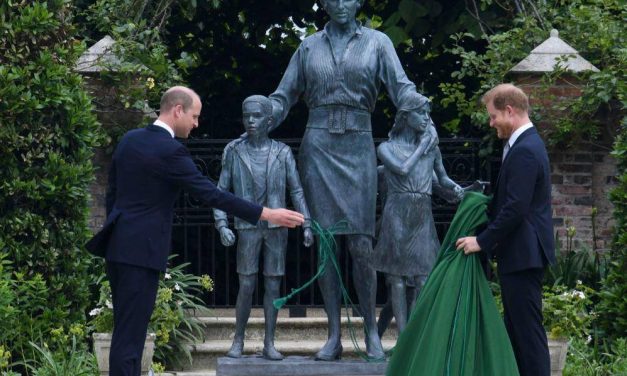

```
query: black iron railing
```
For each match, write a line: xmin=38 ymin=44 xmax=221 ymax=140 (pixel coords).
xmin=171 ymin=138 xmax=497 ymax=311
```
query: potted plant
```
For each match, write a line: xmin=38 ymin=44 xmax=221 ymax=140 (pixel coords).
xmin=89 ymin=255 xmax=214 ymax=374
xmin=542 ymin=282 xmax=593 ymax=375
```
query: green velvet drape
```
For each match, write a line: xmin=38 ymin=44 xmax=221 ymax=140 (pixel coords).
xmin=386 ymin=192 xmax=520 ymax=376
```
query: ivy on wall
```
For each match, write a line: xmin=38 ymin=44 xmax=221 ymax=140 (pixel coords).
xmin=72 ymin=0 xmax=197 ymax=147
xmin=438 ymin=0 xmax=625 ymax=149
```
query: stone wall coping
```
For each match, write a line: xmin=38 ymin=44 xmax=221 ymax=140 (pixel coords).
xmin=511 ymin=29 xmax=599 ymax=73
xmin=75 ymin=35 xmax=121 ymax=73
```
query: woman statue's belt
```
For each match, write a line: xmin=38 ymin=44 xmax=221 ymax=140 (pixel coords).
xmin=388 ymin=191 xmax=431 ymax=197
xmin=307 ymin=105 xmax=371 ymax=134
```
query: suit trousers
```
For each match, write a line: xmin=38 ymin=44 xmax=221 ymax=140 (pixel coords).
xmin=500 ymin=267 xmax=550 ymax=376
xmin=106 ymin=261 xmax=160 ymax=376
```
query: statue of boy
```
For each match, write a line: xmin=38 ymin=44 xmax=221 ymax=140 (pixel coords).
xmin=213 ymin=95 xmax=314 ymax=360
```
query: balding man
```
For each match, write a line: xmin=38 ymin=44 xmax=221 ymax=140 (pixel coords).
xmin=456 ymin=84 xmax=555 ymax=376
xmin=86 ymin=86 xmax=305 ymax=376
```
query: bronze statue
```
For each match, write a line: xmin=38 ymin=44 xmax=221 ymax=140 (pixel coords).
xmin=214 ymin=95 xmax=314 ymax=360
xmin=373 ymin=93 xmax=463 ymax=335
xmin=268 ymin=0 xmax=436 ymax=360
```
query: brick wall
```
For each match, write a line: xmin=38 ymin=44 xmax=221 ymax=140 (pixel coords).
xmin=89 ymin=148 xmax=110 ymax=232
xmin=83 ymin=75 xmax=145 ymax=232
xmin=515 ymin=74 xmax=618 ymax=251
xmin=550 ymin=149 xmax=617 ymax=250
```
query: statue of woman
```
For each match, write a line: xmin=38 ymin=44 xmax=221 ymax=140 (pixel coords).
xmin=373 ymin=93 xmax=463 ymax=335
xmin=268 ymin=0 xmax=436 ymax=360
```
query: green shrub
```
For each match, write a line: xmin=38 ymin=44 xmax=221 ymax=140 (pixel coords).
xmin=439 ymin=0 xmax=625 ymax=148
xmin=598 ymin=122 xmax=627 ymax=340
xmin=0 ymin=0 xmax=104 ymax=370
xmin=89 ymin=255 xmax=214 ymax=368
xmin=564 ymin=337 xmax=627 ymax=376
xmin=546 ymin=232 xmax=609 ymax=290
xmin=543 ymin=283 xmax=594 ymax=340
xmin=24 ymin=337 xmax=98 ymax=376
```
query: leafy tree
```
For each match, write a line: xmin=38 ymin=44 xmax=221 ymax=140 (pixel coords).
xmin=439 ymin=0 xmax=625 ymax=146
xmin=0 ymin=0 xmax=103 ymax=369
xmin=161 ymin=0 xmax=510 ymax=139
xmin=73 ymin=0 xmax=198 ymax=145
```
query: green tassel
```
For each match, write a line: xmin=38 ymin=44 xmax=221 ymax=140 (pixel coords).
xmin=273 ymin=296 xmax=288 ymax=310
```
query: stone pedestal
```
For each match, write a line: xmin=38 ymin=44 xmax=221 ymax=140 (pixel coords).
xmin=216 ymin=356 xmax=387 ymax=376
xmin=548 ymin=337 xmax=569 ymax=376
xmin=93 ymin=332 xmax=156 ymax=375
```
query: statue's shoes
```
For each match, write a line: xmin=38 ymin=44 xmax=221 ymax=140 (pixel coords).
xmin=226 ymin=341 xmax=244 ymax=358
xmin=314 ymin=342 xmax=343 ymax=361
xmin=366 ymin=334 xmax=385 ymax=360
xmin=367 ymin=348 xmax=385 ymax=361
xmin=262 ymin=346 xmax=284 ymax=361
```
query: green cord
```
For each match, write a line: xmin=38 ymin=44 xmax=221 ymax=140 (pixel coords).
xmin=272 ymin=220 xmax=344 ymax=310
xmin=272 ymin=220 xmax=385 ymax=362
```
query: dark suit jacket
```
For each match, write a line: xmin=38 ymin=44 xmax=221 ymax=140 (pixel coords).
xmin=213 ymin=139 xmax=310 ymax=230
xmin=86 ymin=124 xmax=262 ymax=271
xmin=477 ymin=127 xmax=556 ymax=274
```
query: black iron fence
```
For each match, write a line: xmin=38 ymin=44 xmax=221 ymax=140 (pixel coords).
xmin=171 ymin=138 xmax=498 ymax=312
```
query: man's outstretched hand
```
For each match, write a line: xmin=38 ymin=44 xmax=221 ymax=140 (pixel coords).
xmin=261 ymin=207 xmax=305 ymax=228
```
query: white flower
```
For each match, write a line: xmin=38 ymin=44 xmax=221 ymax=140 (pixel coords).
xmin=89 ymin=308 xmax=102 ymax=317
xmin=586 ymin=335 xmax=592 ymax=344
xmin=105 ymin=300 xmax=113 ymax=309
xmin=174 ymin=283 xmax=181 ymax=291
xmin=573 ymin=290 xmax=585 ymax=299
xmin=576 ymin=280 xmax=583 ymax=285
xmin=164 ymin=273 xmax=172 ymax=280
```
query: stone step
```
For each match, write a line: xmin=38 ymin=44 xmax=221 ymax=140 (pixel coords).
xmin=193 ymin=307 xmax=389 ymax=318
xmin=176 ymin=339 xmax=397 ymax=372
xmin=196 ymin=316 xmax=398 ymax=342
xmin=217 ymin=356 xmax=386 ymax=376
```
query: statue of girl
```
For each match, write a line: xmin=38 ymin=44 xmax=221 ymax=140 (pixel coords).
xmin=373 ymin=93 xmax=463 ymax=334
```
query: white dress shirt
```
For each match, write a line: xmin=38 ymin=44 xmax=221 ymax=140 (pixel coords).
xmin=503 ymin=122 xmax=533 ymax=160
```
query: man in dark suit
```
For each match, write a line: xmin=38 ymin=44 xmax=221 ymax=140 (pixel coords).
xmin=456 ymin=84 xmax=556 ymax=376
xmin=87 ymin=86 xmax=305 ymax=376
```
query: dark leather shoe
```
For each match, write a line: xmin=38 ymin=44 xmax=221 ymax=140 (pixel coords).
xmin=314 ymin=342 xmax=343 ymax=361
xmin=226 ymin=340 xmax=244 ymax=358
xmin=262 ymin=345 xmax=284 ymax=361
